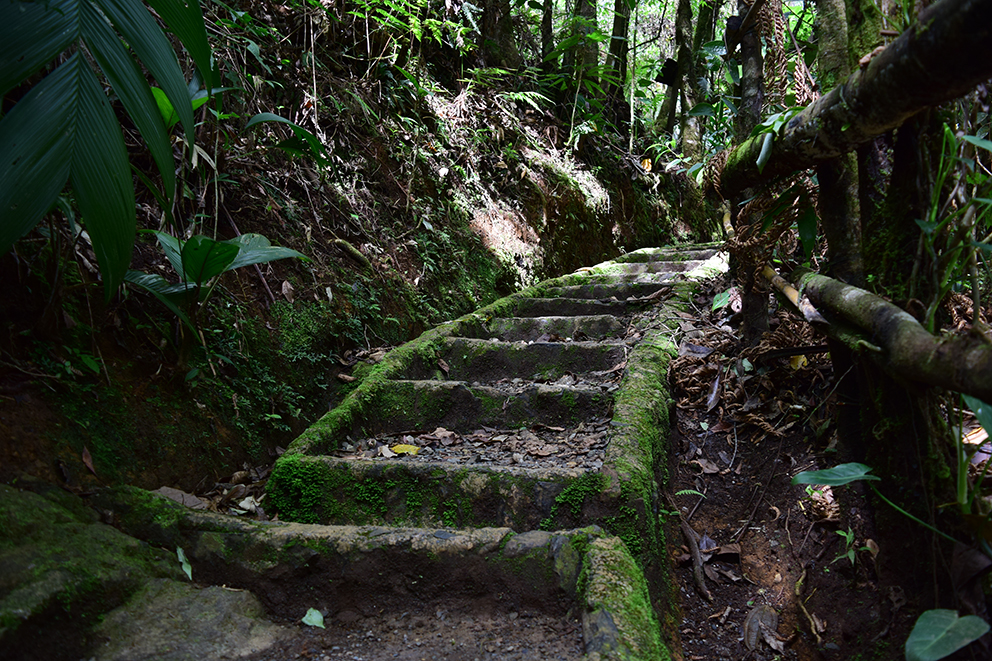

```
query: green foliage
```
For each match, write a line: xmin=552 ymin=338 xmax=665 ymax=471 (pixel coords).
xmin=0 ymin=0 xmax=212 ymax=298
xmin=126 ymin=231 xmax=306 ymax=337
xmin=905 ymin=610 xmax=989 ymax=661
xmin=792 ymin=462 xmax=880 ymax=487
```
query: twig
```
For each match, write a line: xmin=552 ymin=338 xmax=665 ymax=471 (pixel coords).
xmin=221 ymin=204 xmax=277 ymax=305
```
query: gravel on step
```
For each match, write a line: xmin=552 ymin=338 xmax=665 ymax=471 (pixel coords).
xmin=339 ymin=417 xmax=614 ymax=471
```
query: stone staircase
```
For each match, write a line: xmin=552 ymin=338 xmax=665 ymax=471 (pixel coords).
xmin=261 ymin=245 xmax=726 ymax=656
xmin=98 ymin=244 xmax=726 ymax=661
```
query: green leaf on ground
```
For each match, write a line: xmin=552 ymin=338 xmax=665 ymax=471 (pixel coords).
xmin=302 ymin=608 xmax=326 ymax=628
xmin=905 ymin=609 xmax=989 ymax=661
xmin=791 ymin=463 xmax=880 ymax=486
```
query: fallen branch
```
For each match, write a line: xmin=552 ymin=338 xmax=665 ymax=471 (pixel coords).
xmin=792 ymin=269 xmax=992 ymax=402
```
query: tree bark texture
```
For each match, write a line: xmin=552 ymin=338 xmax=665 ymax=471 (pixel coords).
xmin=793 ymin=269 xmax=992 ymax=402
xmin=604 ymin=0 xmax=632 ymax=127
xmin=719 ymin=0 xmax=992 ymax=197
xmin=659 ymin=0 xmax=693 ymax=136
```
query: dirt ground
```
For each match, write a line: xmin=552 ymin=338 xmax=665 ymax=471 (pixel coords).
xmin=241 ymin=598 xmax=584 ymax=661
xmin=665 ymin=282 xmax=925 ymax=661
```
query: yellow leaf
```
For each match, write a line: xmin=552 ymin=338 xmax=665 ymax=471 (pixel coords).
xmin=789 ymin=354 xmax=807 ymax=370
xmin=641 ymin=158 xmax=652 ymax=172
xmin=391 ymin=444 xmax=420 ymax=455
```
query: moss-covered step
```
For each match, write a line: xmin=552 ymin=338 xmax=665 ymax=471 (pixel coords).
xmin=401 ymin=337 xmax=628 ymax=382
xmin=543 ymin=282 xmax=672 ymax=299
xmin=458 ymin=315 xmax=627 ymax=341
xmin=355 ymin=379 xmax=613 ymax=435
xmin=586 ymin=261 xmax=708 ymax=276
xmin=612 ymin=246 xmax=720 ymax=262
xmin=95 ymin=486 xmax=673 ymax=661
xmin=269 ymin=327 xmax=677 ymax=566
xmin=512 ymin=297 xmax=640 ymax=317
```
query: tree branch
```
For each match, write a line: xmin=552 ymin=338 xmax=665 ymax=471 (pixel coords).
xmin=719 ymin=0 xmax=992 ymax=197
xmin=792 ymin=269 xmax=992 ymax=402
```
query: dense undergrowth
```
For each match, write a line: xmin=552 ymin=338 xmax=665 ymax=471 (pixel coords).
xmin=0 ymin=0 xmax=714 ymax=489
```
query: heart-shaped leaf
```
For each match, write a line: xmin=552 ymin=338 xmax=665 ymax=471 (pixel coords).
xmin=905 ymin=609 xmax=989 ymax=661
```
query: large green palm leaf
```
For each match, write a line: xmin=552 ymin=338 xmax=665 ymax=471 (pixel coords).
xmin=0 ymin=0 xmax=211 ymax=298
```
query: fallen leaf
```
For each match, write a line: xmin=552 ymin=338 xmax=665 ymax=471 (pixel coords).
xmin=337 ymin=373 xmax=357 ymax=383
xmin=391 ymin=444 xmax=420 ymax=455
xmin=743 ymin=605 xmax=778 ymax=651
xmin=281 ymin=280 xmax=295 ymax=302
xmin=379 ymin=446 xmax=397 ymax=458
xmin=691 ymin=458 xmax=720 ymax=474
xmin=81 ymin=446 xmax=97 ymax=476
xmin=438 ymin=358 xmax=450 ymax=376
xmin=302 ymin=608 xmax=326 ymax=629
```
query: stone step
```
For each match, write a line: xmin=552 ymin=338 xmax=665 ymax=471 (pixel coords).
xmin=357 ymin=379 xmax=613 ymax=435
xmin=512 ymin=297 xmax=637 ymax=317
xmin=612 ymin=246 xmax=720 ymax=262
xmin=99 ymin=487 xmax=667 ymax=661
xmin=402 ymin=337 xmax=628 ymax=382
xmin=588 ymin=260 xmax=707 ymax=276
xmin=542 ymin=282 xmax=671 ymax=300
xmin=458 ymin=315 xmax=627 ymax=342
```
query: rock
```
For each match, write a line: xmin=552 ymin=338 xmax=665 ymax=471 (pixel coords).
xmin=90 ymin=578 xmax=288 ymax=661
xmin=153 ymin=486 xmax=207 ymax=510
xmin=0 ymin=479 xmax=181 ymax=661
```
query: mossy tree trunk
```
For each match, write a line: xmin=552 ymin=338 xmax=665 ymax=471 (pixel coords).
xmin=681 ymin=0 xmax=721 ymax=159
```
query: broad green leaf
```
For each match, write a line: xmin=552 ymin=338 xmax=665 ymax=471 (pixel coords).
xmin=82 ymin=0 xmax=175 ymax=204
xmin=0 ymin=0 xmax=77 ymax=95
xmin=145 ymin=0 xmax=214 ymax=89
xmin=961 ymin=134 xmax=992 ymax=154
xmin=302 ymin=608 xmax=326 ymax=628
xmin=227 ymin=233 xmax=307 ymax=271
xmin=246 ymin=113 xmax=328 ymax=166
xmin=0 ymin=57 xmax=74 ymax=259
xmin=124 ymin=270 xmax=196 ymax=328
xmin=97 ymin=0 xmax=196 ymax=144
xmin=756 ymin=132 xmax=774 ymax=173
xmin=905 ymin=609 xmax=989 ymax=661
xmin=180 ymin=235 xmax=240 ymax=286
xmin=963 ymin=396 xmax=992 ymax=438
xmin=797 ymin=205 xmax=818 ymax=258
xmin=792 ymin=462 xmax=881 ymax=486
xmin=149 ymin=231 xmax=185 ymax=277
xmin=712 ymin=289 xmax=731 ymax=310
xmin=687 ymin=102 xmax=715 ymax=118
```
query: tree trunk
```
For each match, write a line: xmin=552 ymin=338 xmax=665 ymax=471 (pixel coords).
xmin=480 ymin=0 xmax=521 ymax=68
xmin=541 ymin=0 xmax=554 ymax=75
xmin=658 ymin=0 xmax=692 ymax=136
xmin=733 ymin=0 xmax=768 ymax=346
xmin=719 ymin=0 xmax=992 ymax=197
xmin=604 ymin=0 xmax=633 ymax=128
xmin=682 ymin=0 xmax=720 ymax=158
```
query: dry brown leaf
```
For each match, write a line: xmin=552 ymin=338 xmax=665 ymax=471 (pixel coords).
xmin=81 ymin=446 xmax=96 ymax=476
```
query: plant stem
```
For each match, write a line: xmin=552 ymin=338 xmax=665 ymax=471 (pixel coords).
xmin=869 ymin=484 xmax=963 ymax=545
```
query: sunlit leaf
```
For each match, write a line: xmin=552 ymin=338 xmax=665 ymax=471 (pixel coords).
xmin=963 ymin=396 xmax=992 ymax=437
xmin=792 ymin=463 xmax=881 ymax=486
xmin=905 ymin=609 xmax=989 ymax=661
xmin=177 ymin=546 xmax=193 ymax=581
xmin=712 ymin=289 xmax=731 ymax=310
xmin=227 ymin=233 xmax=308 ymax=270
xmin=302 ymin=608 xmax=326 ymax=628
xmin=961 ymin=134 xmax=992 ymax=154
